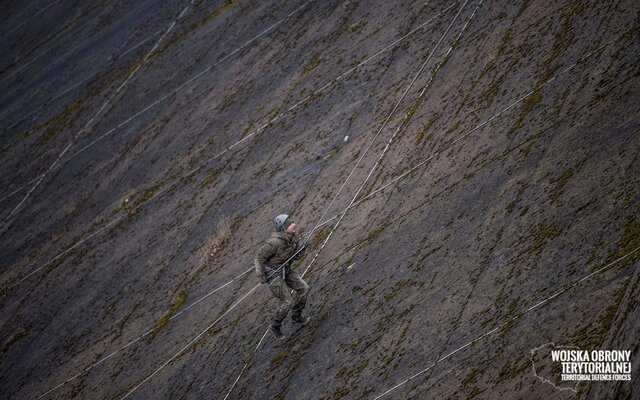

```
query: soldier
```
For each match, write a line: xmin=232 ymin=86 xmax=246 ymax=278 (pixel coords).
xmin=254 ymin=214 xmax=310 ymax=339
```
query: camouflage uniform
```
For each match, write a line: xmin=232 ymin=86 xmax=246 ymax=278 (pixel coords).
xmin=254 ymin=231 xmax=309 ymax=329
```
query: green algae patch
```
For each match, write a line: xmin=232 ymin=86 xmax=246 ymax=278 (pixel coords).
xmin=149 ymin=289 xmax=188 ymax=339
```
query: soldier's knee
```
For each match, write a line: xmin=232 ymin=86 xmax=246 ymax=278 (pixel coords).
xmin=282 ymin=299 xmax=293 ymax=310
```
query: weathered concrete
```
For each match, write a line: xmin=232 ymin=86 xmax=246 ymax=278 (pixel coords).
xmin=1 ymin=0 xmax=638 ymax=399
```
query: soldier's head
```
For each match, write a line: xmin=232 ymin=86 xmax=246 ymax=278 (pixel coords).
xmin=274 ymin=214 xmax=297 ymax=233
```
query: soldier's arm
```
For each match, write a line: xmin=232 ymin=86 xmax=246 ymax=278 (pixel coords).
xmin=254 ymin=242 xmax=276 ymax=282
xmin=292 ymin=242 xmax=306 ymax=260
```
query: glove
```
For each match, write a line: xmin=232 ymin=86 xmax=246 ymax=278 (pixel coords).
xmin=292 ymin=244 xmax=306 ymax=261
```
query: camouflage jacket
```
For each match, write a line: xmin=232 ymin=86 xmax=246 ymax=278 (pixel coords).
xmin=254 ymin=231 xmax=303 ymax=282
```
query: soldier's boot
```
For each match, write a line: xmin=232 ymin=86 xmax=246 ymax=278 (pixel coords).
xmin=291 ymin=315 xmax=310 ymax=326
xmin=270 ymin=324 xmax=285 ymax=340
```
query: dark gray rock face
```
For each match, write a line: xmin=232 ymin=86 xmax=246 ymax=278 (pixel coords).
xmin=1 ymin=0 xmax=638 ymax=399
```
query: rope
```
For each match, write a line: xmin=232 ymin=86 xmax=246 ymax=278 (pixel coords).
xmin=219 ymin=1 xmax=478 ymax=398
xmin=1 ymin=26 xmax=167 ymax=136
xmin=372 ymin=246 xmax=640 ymax=399
xmin=30 ymin=5 xmax=638 ymax=399
xmin=31 ymin=6 xmax=463 ymax=396
xmin=116 ymin=2 xmax=473 ymax=398
xmin=5 ymin=0 xmax=62 ymax=36
xmin=1 ymin=0 xmax=85 ymax=84
xmin=0 ymin=1 xmax=456 ymax=203
xmin=0 ymin=0 xmax=308 ymax=216
xmin=4 ymin=0 xmax=453 ymax=294
xmin=4 ymin=2 xmax=311 ymax=291
xmin=31 ymin=15 xmax=632 ymax=400
xmin=119 ymin=283 xmax=262 ymax=399
xmin=223 ymin=8 xmax=639 ymax=399
xmin=302 ymin=0 xmax=478 ymax=280
xmin=0 ymin=2 xmax=191 ymax=235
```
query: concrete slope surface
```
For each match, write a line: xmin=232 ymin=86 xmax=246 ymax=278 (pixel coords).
xmin=1 ymin=0 xmax=639 ymax=399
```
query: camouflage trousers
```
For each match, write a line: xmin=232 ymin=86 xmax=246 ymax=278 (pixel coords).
xmin=268 ymin=270 xmax=309 ymax=328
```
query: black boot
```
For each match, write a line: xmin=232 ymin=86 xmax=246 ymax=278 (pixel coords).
xmin=291 ymin=315 xmax=310 ymax=326
xmin=270 ymin=324 xmax=285 ymax=340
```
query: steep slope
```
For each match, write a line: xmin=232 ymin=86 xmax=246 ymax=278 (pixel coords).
xmin=1 ymin=0 xmax=638 ymax=399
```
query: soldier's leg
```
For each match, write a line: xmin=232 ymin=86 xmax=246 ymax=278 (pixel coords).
xmin=268 ymin=276 xmax=293 ymax=328
xmin=285 ymin=270 xmax=309 ymax=317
